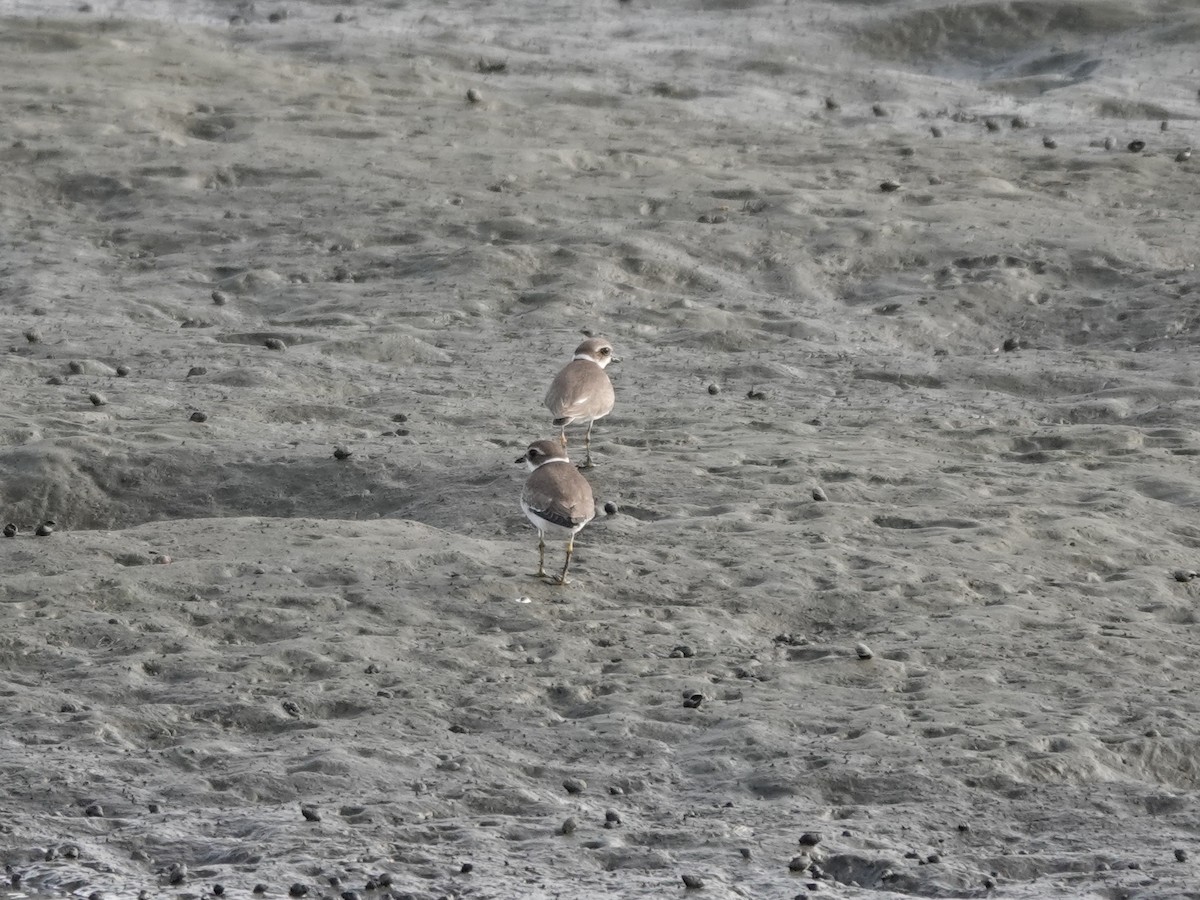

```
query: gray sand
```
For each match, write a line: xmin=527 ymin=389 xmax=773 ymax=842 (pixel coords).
xmin=2 ymin=1 xmax=1199 ymax=897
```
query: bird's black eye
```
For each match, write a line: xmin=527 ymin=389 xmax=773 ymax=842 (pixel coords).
xmin=529 ymin=448 xmax=542 ymax=458
xmin=600 ymin=347 xmax=611 ymax=355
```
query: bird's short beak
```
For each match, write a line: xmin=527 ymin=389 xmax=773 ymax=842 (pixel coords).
xmin=514 ymin=454 xmax=526 ymax=464
xmin=610 ymin=355 xmax=621 ymax=364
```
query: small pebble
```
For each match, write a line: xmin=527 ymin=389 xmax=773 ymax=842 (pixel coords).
xmin=670 ymin=645 xmax=695 ymax=658
xmin=1011 ymin=116 xmax=1029 ymax=129
xmin=460 ymin=863 xmax=474 ymax=874
xmin=365 ymin=663 xmax=382 ymax=674
xmin=1173 ymin=569 xmax=1197 ymax=582
xmin=1161 ymin=120 xmax=1169 ymax=131
xmin=707 ymin=383 xmax=720 ymax=395
xmin=213 ymin=885 xmax=225 ymax=896
xmin=1176 ymin=148 xmax=1192 ymax=163
xmin=823 ymin=97 xmax=839 ymax=111
xmin=855 ymin=642 xmax=874 ymax=660
xmin=1128 ymin=140 xmax=1145 ymax=153
xmin=1175 ymin=848 xmax=1188 ymax=862
xmin=683 ymin=693 xmax=704 ymax=709
xmin=187 ymin=366 xmax=207 ymax=377
xmin=148 ymin=802 xmax=160 ymax=813
xmin=879 ymin=180 xmax=902 ymax=193
xmin=211 ymin=290 xmax=228 ymax=305
xmin=10 ymin=873 xmax=21 ymax=889
xmin=89 ymin=392 xmax=107 ymax=406
xmin=746 ymin=388 xmax=767 ymax=401
xmin=190 ymin=411 xmax=209 ymax=423
xmin=812 ymin=487 xmax=828 ymax=502
xmin=1002 ymin=337 xmax=1022 ymax=352
xmin=927 ymin=853 xmax=941 ymax=864
xmin=563 ymin=777 xmax=586 ymax=794
xmin=23 ymin=328 xmax=42 ymax=343
xmin=985 ymin=118 xmax=1000 ymax=132
xmin=116 ymin=364 xmax=130 ymax=377
xmin=168 ymin=863 xmax=187 ymax=885
xmin=268 ymin=9 xmax=287 ymax=23
xmin=466 ymin=88 xmax=482 ymax=103
xmin=788 ymin=856 xmax=809 ymax=872
xmin=341 ymin=892 xmax=361 ymax=900
xmin=253 ymin=886 xmax=268 ymax=895
xmin=982 ymin=876 xmax=996 ymax=889
xmin=264 ymin=338 xmax=287 ymax=351
xmin=1103 ymin=136 xmax=1115 ymax=151
xmin=68 ymin=361 xmax=84 ymax=374
xmin=282 ymin=699 xmax=301 ymax=716
xmin=681 ymin=874 xmax=704 ymax=889
xmin=301 ymin=804 xmax=321 ymax=822
xmin=1042 ymin=136 xmax=1057 ymax=149
xmin=3 ymin=524 xmax=16 ymax=538
xmin=871 ymin=103 xmax=887 ymax=117
xmin=392 ymin=413 xmax=409 ymax=423
xmin=47 ymin=375 xmax=66 ymax=385
xmin=333 ymin=446 xmax=352 ymax=460
xmin=603 ymin=500 xmax=618 ymax=516
xmin=739 ymin=848 xmax=752 ymax=860
xmin=930 ymin=125 xmax=943 ymax=138
xmin=561 ymin=817 xmax=577 ymax=835
xmin=36 ymin=521 xmax=56 ymax=537
xmin=88 ymin=893 xmax=102 ymax=900
xmin=799 ymin=832 xmax=822 ymax=847
xmin=288 ymin=884 xmax=308 ymax=898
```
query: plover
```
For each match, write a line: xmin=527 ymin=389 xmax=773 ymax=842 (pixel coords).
xmin=517 ymin=439 xmax=596 ymax=585
xmin=544 ymin=337 xmax=616 ymax=468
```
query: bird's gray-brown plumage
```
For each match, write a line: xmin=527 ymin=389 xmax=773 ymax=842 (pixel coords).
xmin=544 ymin=337 xmax=616 ymax=468
xmin=517 ymin=439 xmax=595 ymax=584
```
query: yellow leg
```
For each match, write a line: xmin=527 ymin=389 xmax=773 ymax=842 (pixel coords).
xmin=554 ymin=537 xmax=575 ymax=585
xmin=532 ymin=534 xmax=548 ymax=579
xmin=559 ymin=423 xmax=568 ymax=447
xmin=580 ymin=421 xmax=595 ymax=468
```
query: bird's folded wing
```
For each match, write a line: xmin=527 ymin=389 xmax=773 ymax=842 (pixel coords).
xmin=526 ymin=488 xmax=589 ymax=527
xmin=527 ymin=502 xmax=585 ymax=529
xmin=545 ymin=383 xmax=592 ymax=418
xmin=525 ymin=468 xmax=593 ymax=528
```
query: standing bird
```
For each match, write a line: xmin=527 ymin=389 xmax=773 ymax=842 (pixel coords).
xmin=517 ymin=439 xmax=596 ymax=585
xmin=544 ymin=337 xmax=617 ymax=468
